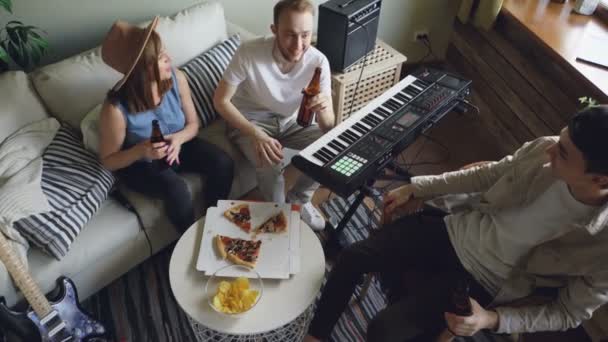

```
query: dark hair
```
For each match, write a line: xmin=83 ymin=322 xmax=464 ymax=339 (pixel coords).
xmin=273 ymin=0 xmax=315 ymax=26
xmin=568 ymin=105 xmax=608 ymax=175
xmin=107 ymin=31 xmax=172 ymax=113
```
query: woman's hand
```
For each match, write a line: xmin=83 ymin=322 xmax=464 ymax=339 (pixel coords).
xmin=382 ymin=184 xmax=421 ymax=224
xmin=444 ymin=298 xmax=498 ymax=337
xmin=164 ymin=134 xmax=183 ymax=166
xmin=137 ymin=139 xmax=168 ymax=161
xmin=253 ymin=129 xmax=283 ymax=167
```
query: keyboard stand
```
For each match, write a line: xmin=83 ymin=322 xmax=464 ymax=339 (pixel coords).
xmin=324 ymin=160 xmax=412 ymax=250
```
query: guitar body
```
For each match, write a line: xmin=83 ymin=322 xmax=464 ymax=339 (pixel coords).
xmin=0 ymin=277 xmax=106 ymax=342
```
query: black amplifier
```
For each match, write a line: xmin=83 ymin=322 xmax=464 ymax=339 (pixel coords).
xmin=317 ymin=0 xmax=382 ymax=72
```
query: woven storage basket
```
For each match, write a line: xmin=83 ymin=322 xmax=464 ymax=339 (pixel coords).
xmin=331 ymin=40 xmax=407 ymax=122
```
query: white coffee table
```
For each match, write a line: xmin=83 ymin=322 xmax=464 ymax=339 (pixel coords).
xmin=169 ymin=216 xmax=326 ymax=341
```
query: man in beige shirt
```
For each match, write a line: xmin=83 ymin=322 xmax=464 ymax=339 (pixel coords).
xmin=305 ymin=105 xmax=608 ymax=342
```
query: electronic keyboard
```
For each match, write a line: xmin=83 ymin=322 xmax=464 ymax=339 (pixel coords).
xmin=292 ymin=67 xmax=472 ymax=197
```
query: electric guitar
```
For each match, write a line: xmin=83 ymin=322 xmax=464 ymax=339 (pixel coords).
xmin=0 ymin=232 xmax=106 ymax=341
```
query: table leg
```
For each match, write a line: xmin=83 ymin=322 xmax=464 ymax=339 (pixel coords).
xmin=187 ymin=305 xmax=314 ymax=341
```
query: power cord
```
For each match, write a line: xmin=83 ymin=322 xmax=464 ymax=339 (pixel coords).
xmin=415 ymin=34 xmax=437 ymax=64
xmin=457 ymin=98 xmax=480 ymax=116
xmin=346 ymin=18 xmax=371 ymax=118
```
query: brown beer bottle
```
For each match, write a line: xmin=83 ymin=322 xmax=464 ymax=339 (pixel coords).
xmin=151 ymin=120 xmax=165 ymax=143
xmin=449 ymin=278 xmax=473 ymax=316
xmin=297 ymin=67 xmax=322 ymax=127
xmin=150 ymin=120 xmax=169 ymax=169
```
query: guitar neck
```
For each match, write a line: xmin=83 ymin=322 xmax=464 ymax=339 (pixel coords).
xmin=0 ymin=232 xmax=52 ymax=317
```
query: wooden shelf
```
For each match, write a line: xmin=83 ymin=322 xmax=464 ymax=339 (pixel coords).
xmin=502 ymin=0 xmax=608 ymax=99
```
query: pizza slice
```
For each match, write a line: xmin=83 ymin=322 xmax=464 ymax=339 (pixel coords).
xmin=223 ymin=203 xmax=252 ymax=233
xmin=254 ymin=211 xmax=288 ymax=235
xmin=215 ymin=235 xmax=262 ymax=268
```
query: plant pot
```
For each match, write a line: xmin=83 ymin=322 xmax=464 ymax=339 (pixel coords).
xmin=573 ymin=0 xmax=600 ymax=15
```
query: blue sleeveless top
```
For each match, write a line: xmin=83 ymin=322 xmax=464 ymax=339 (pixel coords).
xmin=119 ymin=70 xmax=185 ymax=151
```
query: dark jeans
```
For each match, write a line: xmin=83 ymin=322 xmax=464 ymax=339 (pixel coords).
xmin=118 ymin=137 xmax=234 ymax=232
xmin=308 ymin=211 xmax=493 ymax=342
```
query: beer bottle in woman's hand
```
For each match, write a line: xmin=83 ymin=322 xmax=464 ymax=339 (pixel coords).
xmin=150 ymin=120 xmax=169 ymax=169
xmin=297 ymin=67 xmax=322 ymax=127
xmin=151 ymin=120 xmax=165 ymax=143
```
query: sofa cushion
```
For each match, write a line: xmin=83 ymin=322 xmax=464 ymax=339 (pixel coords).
xmin=0 ymin=71 xmax=49 ymax=144
xmin=29 ymin=1 xmax=229 ymax=130
xmin=80 ymin=104 xmax=102 ymax=153
xmin=18 ymin=198 xmax=144 ymax=306
xmin=14 ymin=126 xmax=115 ymax=259
xmin=181 ymin=34 xmax=240 ymax=128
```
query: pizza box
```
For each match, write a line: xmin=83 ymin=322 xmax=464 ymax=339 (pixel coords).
xmin=195 ymin=200 xmax=301 ymax=279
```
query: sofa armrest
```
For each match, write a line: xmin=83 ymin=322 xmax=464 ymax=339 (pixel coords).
xmin=226 ymin=21 xmax=259 ymax=42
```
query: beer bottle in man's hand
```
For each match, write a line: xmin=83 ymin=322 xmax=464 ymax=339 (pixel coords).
xmin=449 ymin=278 xmax=473 ymax=316
xmin=297 ymin=67 xmax=322 ymax=127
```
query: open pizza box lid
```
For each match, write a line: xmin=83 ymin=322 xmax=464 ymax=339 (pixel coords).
xmin=196 ymin=200 xmax=301 ymax=279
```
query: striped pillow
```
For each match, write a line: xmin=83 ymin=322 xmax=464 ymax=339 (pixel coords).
xmin=14 ymin=126 xmax=115 ymax=259
xmin=180 ymin=34 xmax=240 ymax=127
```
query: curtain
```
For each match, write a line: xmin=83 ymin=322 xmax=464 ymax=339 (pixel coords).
xmin=458 ymin=0 xmax=504 ymax=30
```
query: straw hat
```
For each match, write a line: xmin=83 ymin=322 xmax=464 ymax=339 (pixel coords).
xmin=101 ymin=16 xmax=159 ymax=91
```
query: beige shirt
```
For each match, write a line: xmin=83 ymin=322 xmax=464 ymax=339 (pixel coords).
xmin=446 ymin=180 xmax=596 ymax=296
xmin=410 ymin=136 xmax=608 ymax=334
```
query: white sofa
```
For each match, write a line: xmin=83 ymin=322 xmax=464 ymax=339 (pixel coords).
xmin=0 ymin=1 xmax=259 ymax=307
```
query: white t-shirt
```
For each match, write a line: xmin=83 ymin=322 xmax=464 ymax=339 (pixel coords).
xmin=222 ymin=36 xmax=331 ymax=120
xmin=446 ymin=180 xmax=597 ymax=295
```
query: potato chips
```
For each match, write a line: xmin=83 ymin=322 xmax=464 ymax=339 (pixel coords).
xmin=212 ymin=277 xmax=260 ymax=314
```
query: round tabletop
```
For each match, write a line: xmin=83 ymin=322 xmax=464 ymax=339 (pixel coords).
xmin=169 ymin=216 xmax=326 ymax=335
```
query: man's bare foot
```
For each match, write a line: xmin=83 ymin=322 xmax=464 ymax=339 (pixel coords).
xmin=303 ymin=335 xmax=321 ymax=342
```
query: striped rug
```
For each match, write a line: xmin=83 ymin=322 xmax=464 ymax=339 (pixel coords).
xmin=81 ymin=194 xmax=503 ymax=341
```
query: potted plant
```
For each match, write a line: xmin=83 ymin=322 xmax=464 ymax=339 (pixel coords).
xmin=578 ymin=96 xmax=599 ymax=109
xmin=0 ymin=0 xmax=49 ymax=72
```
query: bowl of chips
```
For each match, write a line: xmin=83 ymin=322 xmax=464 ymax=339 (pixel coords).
xmin=205 ymin=265 xmax=263 ymax=317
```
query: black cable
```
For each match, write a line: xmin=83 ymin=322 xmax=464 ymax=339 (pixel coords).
xmin=414 ymin=35 xmax=435 ymax=64
xmin=391 ymin=126 xmax=451 ymax=170
xmin=458 ymin=98 xmax=480 ymax=116
xmin=346 ymin=19 xmax=371 ymax=118
xmin=421 ymin=36 xmax=438 ymax=60
xmin=111 ymin=188 xmax=154 ymax=256
xmin=409 ymin=133 xmax=451 ymax=167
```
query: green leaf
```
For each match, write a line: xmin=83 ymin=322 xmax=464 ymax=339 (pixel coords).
xmin=0 ymin=0 xmax=12 ymax=13
xmin=0 ymin=45 xmax=7 ymax=60
xmin=6 ymin=39 xmax=25 ymax=67
xmin=1 ymin=20 xmax=49 ymax=69
xmin=30 ymin=36 xmax=49 ymax=50
xmin=0 ymin=46 xmax=8 ymax=72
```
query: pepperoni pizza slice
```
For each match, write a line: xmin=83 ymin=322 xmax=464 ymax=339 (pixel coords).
xmin=223 ymin=203 xmax=252 ymax=233
xmin=214 ymin=235 xmax=262 ymax=268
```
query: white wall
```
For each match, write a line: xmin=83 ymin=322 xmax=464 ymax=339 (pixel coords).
xmin=0 ymin=0 xmax=459 ymax=67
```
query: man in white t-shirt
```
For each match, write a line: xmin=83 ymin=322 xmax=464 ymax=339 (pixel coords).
xmin=214 ymin=0 xmax=335 ymax=230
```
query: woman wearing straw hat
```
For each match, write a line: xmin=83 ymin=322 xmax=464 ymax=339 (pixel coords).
xmin=98 ymin=17 xmax=234 ymax=233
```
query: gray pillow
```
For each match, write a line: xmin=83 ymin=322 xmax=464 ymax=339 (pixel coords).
xmin=14 ymin=126 xmax=115 ymax=259
xmin=180 ymin=34 xmax=240 ymax=127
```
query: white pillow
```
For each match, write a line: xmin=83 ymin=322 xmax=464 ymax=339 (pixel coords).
xmin=80 ymin=104 xmax=102 ymax=154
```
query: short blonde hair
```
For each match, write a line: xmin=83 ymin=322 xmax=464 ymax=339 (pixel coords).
xmin=273 ymin=0 xmax=315 ymax=25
